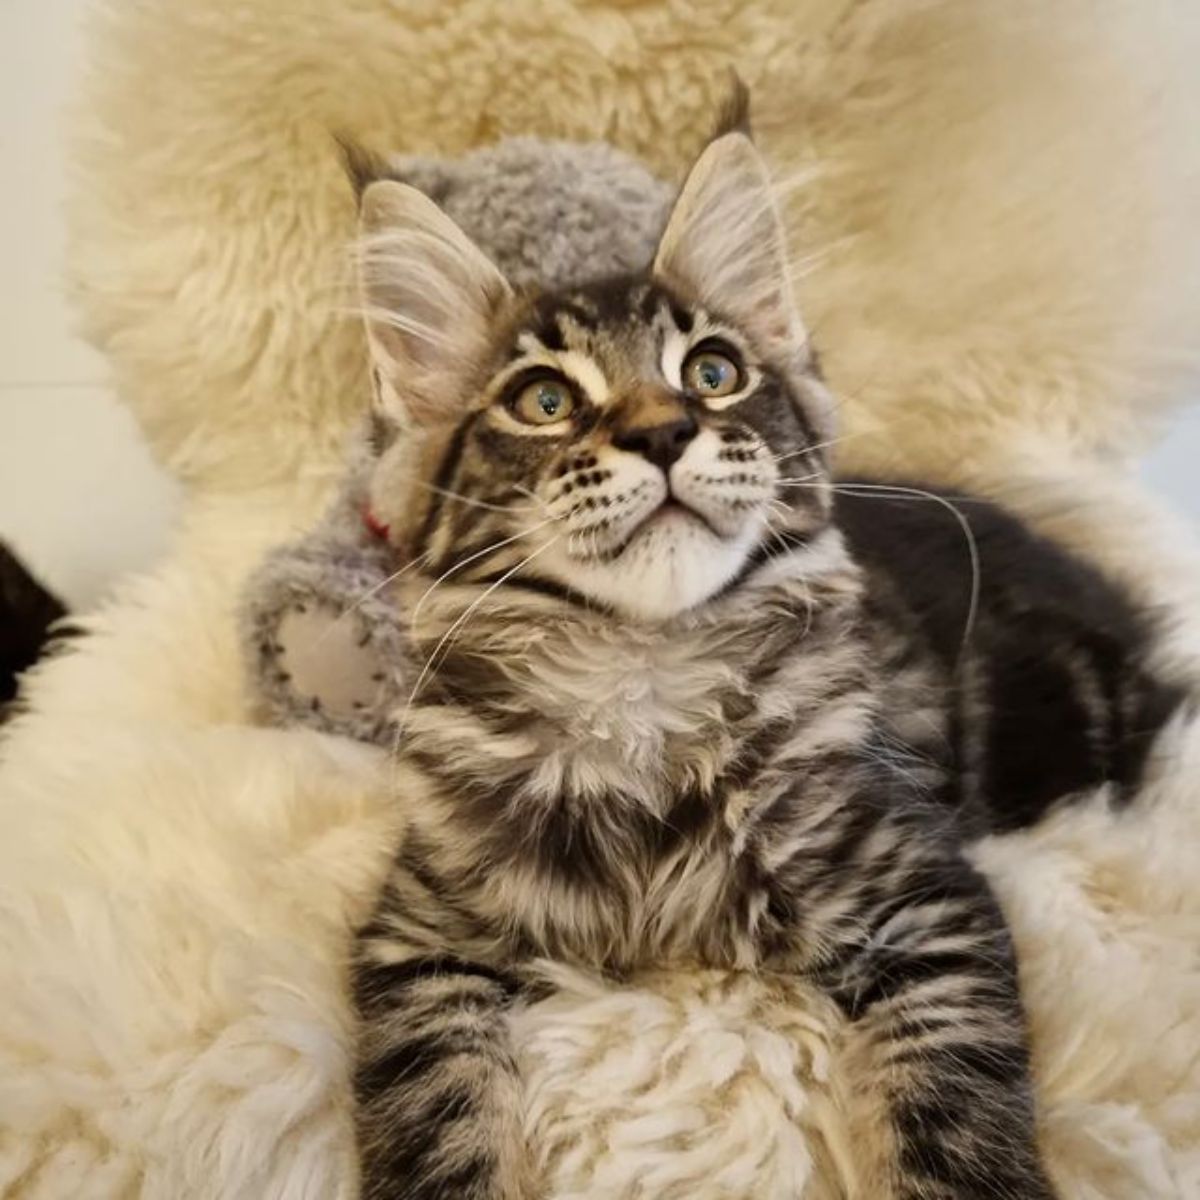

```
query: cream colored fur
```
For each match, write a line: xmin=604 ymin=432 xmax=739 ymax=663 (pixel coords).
xmin=3 ymin=1 xmax=1200 ymax=1196
xmin=65 ymin=0 xmax=1200 ymax=488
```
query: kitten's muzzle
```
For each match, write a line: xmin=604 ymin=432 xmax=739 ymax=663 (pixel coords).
xmin=612 ymin=412 xmax=699 ymax=471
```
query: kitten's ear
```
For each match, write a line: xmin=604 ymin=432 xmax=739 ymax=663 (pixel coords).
xmin=357 ymin=180 xmax=512 ymax=426
xmin=653 ymin=133 xmax=805 ymax=356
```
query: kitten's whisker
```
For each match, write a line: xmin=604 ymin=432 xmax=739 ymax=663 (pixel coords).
xmin=775 ymin=472 xmax=825 ymax=486
xmin=319 ymin=548 xmax=431 ymax=642
xmin=409 ymin=516 xmax=562 ymax=635
xmin=351 ymin=302 xmax=458 ymax=351
xmin=412 ymin=479 xmax=544 ymax=514
xmin=781 ymin=481 xmax=982 ymax=667
xmin=397 ymin=536 xmax=563 ymax=734
xmin=319 ymin=492 xmax=544 ymax=646
xmin=765 ymin=499 xmax=795 ymax=535
xmin=767 ymin=529 xmax=796 ymax=561
xmin=770 ymin=432 xmax=855 ymax=465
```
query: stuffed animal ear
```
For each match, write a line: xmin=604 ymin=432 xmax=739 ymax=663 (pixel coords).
xmin=357 ymin=180 xmax=512 ymax=427
xmin=653 ymin=132 xmax=805 ymax=357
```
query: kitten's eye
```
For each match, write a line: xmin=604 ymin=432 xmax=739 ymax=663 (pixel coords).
xmin=511 ymin=378 xmax=576 ymax=426
xmin=683 ymin=348 xmax=742 ymax=399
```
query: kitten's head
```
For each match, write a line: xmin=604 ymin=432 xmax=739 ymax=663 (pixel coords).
xmin=356 ymin=130 xmax=836 ymax=621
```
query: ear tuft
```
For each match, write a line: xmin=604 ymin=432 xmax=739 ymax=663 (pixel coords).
xmin=653 ymin=133 xmax=804 ymax=357
xmin=357 ymin=180 xmax=512 ymax=426
xmin=334 ymin=135 xmax=393 ymax=202
xmin=710 ymin=70 xmax=752 ymax=141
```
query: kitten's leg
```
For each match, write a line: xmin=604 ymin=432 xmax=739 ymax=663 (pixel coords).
xmin=814 ymin=852 xmax=1056 ymax=1199
xmin=352 ymin=950 xmax=531 ymax=1200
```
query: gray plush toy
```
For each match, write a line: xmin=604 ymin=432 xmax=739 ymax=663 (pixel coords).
xmin=243 ymin=138 xmax=673 ymax=741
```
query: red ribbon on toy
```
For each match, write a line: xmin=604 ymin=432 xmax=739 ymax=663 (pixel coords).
xmin=362 ymin=505 xmax=390 ymax=541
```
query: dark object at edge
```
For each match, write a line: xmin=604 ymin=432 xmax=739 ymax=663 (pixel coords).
xmin=1 ymin=541 xmax=68 ymax=711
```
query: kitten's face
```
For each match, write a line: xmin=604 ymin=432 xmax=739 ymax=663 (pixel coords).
xmin=359 ymin=133 xmax=835 ymax=621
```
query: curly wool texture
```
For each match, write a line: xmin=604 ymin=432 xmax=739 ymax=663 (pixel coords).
xmin=67 ymin=0 xmax=1200 ymax=488
xmin=0 ymin=1 xmax=1198 ymax=1197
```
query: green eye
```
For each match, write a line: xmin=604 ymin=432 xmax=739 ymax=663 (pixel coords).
xmin=683 ymin=348 xmax=742 ymax=399
xmin=511 ymin=378 xmax=576 ymax=426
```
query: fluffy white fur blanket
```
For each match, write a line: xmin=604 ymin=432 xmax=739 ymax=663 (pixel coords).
xmin=3 ymin=2 xmax=1200 ymax=1197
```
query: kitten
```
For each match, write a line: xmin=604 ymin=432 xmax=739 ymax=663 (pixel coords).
xmin=345 ymin=120 xmax=1180 ymax=1199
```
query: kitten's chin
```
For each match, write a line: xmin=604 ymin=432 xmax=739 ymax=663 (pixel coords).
xmin=545 ymin=512 xmax=764 ymax=621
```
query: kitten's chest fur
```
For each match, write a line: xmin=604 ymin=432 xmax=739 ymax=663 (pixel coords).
xmin=397 ymin=580 xmax=876 ymax=968
xmin=508 ymin=625 xmax=752 ymax=802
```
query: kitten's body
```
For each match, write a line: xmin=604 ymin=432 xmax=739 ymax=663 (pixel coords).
xmin=356 ymin=477 xmax=1176 ymax=1199
xmin=342 ymin=120 xmax=1181 ymax=1199
xmin=840 ymin=486 xmax=1182 ymax=836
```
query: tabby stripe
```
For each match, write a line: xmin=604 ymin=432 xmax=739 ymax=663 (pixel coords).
xmin=889 ymin=1010 xmax=983 ymax=1041
xmin=890 ymin=1036 xmax=1029 ymax=1084
xmin=667 ymin=300 xmax=695 ymax=332
xmin=894 ymin=1078 xmax=1040 ymax=1197
xmin=357 ymin=954 xmax=518 ymax=993
xmin=523 ymin=312 xmax=566 ymax=353
xmin=722 ymin=716 xmax=797 ymax=790
xmin=426 ymin=528 xmax=515 ymax=582
xmin=398 ymin=840 xmax=504 ymax=934
xmin=414 ymin=415 xmax=476 ymax=551
xmin=359 ymin=1119 xmax=492 ymax=1200
xmin=803 ymin=801 xmax=880 ymax=873
xmin=356 ymin=1011 xmax=510 ymax=1096
xmin=357 ymin=1031 xmax=460 ymax=1099
xmin=480 ymin=571 xmax=611 ymax=611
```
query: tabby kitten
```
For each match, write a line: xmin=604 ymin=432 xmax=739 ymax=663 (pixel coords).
xmin=346 ymin=123 xmax=1178 ymax=1199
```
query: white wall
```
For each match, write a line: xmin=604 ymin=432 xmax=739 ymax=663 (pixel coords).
xmin=1143 ymin=409 xmax=1200 ymax=521
xmin=0 ymin=0 xmax=179 ymax=612
xmin=0 ymin=0 xmax=1195 ymax=615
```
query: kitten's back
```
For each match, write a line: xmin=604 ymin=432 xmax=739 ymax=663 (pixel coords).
xmin=836 ymin=482 xmax=1185 ymax=831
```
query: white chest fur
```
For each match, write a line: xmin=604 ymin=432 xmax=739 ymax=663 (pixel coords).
xmin=510 ymin=621 xmax=746 ymax=804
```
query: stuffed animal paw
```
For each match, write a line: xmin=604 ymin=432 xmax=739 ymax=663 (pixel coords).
xmin=242 ymin=473 xmax=412 ymax=745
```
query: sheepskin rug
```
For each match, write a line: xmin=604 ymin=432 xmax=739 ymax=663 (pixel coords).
xmin=3 ymin=2 xmax=1200 ymax=1197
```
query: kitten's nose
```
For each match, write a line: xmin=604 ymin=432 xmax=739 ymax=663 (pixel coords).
xmin=613 ymin=413 xmax=699 ymax=472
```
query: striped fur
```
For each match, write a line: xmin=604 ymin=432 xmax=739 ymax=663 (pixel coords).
xmin=346 ymin=131 xmax=1179 ymax=1198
